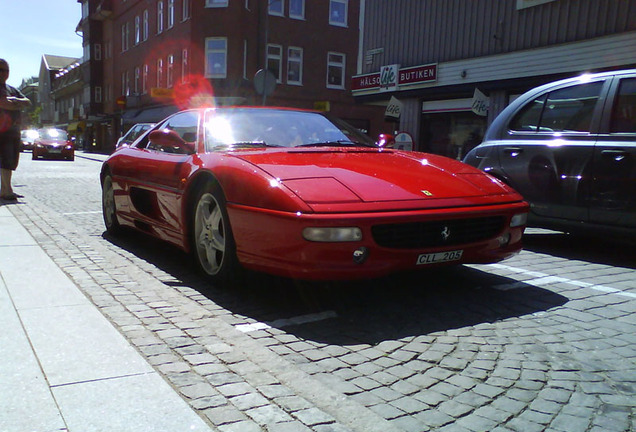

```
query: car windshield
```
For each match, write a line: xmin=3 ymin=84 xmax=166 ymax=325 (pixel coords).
xmin=203 ymin=108 xmax=376 ymax=151
xmin=38 ymin=128 xmax=68 ymax=140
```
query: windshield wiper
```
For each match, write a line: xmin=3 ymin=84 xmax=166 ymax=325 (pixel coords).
xmin=232 ymin=141 xmax=283 ymax=148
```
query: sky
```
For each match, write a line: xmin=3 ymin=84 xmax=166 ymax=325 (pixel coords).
xmin=2 ymin=0 xmax=83 ymax=87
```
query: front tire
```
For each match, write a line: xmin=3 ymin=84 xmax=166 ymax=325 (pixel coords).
xmin=192 ymin=182 xmax=239 ymax=285
xmin=102 ymin=173 xmax=121 ymax=235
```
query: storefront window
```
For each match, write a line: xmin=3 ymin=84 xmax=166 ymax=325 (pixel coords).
xmin=421 ymin=111 xmax=486 ymax=159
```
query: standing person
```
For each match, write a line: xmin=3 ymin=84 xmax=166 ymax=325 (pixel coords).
xmin=0 ymin=58 xmax=31 ymax=201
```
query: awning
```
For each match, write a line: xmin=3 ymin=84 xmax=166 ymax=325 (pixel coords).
xmin=122 ymin=105 xmax=179 ymax=124
xmin=67 ymin=121 xmax=86 ymax=132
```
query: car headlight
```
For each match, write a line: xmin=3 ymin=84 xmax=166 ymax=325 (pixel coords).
xmin=510 ymin=213 xmax=528 ymax=227
xmin=302 ymin=227 xmax=362 ymax=242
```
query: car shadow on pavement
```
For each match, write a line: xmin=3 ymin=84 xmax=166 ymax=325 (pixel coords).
xmin=104 ymin=229 xmax=569 ymax=345
xmin=523 ymin=230 xmax=636 ymax=269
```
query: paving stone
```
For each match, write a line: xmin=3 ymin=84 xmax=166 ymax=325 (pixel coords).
xmin=294 ymin=407 xmax=336 ymax=427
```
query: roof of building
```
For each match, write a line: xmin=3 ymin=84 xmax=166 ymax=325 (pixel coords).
xmin=42 ymin=54 xmax=79 ymax=71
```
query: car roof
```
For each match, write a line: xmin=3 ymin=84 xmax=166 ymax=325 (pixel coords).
xmin=485 ymin=69 xmax=636 ymax=140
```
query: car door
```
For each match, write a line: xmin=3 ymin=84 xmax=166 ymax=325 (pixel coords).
xmin=590 ymin=74 xmax=636 ymax=229
xmin=126 ymin=111 xmax=200 ymax=240
xmin=496 ymin=79 xmax=608 ymax=221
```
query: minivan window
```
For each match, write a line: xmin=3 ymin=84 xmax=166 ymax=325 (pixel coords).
xmin=510 ymin=81 xmax=603 ymax=133
xmin=611 ymin=78 xmax=636 ymax=133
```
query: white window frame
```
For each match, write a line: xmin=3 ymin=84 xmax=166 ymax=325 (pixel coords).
xmin=267 ymin=44 xmax=283 ymax=83
xmin=143 ymin=10 xmax=149 ymax=41
xmin=142 ymin=64 xmax=149 ymax=94
xmin=167 ymin=54 xmax=175 ymax=88
xmin=121 ymin=23 xmax=129 ymax=52
xmin=205 ymin=37 xmax=227 ymax=78
xmin=329 ymin=0 xmax=348 ymax=27
xmin=157 ymin=58 xmax=164 ymax=88
xmin=182 ymin=0 xmax=190 ymax=20
xmin=287 ymin=46 xmax=303 ymax=85
xmin=326 ymin=52 xmax=346 ymax=89
xmin=289 ymin=0 xmax=305 ymax=19
xmin=134 ymin=15 xmax=141 ymax=45
xmin=182 ymin=49 xmax=189 ymax=82
xmin=167 ymin=0 xmax=175 ymax=28
xmin=134 ymin=66 xmax=141 ymax=93
xmin=157 ymin=1 xmax=164 ymax=34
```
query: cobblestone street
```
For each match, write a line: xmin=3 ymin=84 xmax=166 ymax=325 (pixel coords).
xmin=3 ymin=153 xmax=636 ymax=431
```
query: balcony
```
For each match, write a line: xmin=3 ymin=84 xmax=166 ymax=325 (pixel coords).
xmin=93 ymin=0 xmax=112 ymax=21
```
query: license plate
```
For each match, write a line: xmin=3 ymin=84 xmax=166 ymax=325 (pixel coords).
xmin=49 ymin=148 xmax=62 ymax=153
xmin=416 ymin=250 xmax=463 ymax=265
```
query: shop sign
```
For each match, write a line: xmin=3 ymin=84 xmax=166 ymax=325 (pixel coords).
xmin=379 ymin=64 xmax=399 ymax=92
xmin=384 ymin=96 xmax=402 ymax=120
xmin=151 ymin=87 xmax=175 ymax=99
xmin=352 ymin=63 xmax=437 ymax=94
xmin=471 ymin=88 xmax=489 ymax=116
xmin=314 ymin=101 xmax=331 ymax=112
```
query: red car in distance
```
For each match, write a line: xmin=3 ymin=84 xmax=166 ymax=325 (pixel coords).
xmin=101 ymin=107 xmax=528 ymax=284
xmin=32 ymin=128 xmax=75 ymax=161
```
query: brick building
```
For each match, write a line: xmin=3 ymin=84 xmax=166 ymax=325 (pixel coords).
xmin=77 ymin=0 xmax=386 ymax=153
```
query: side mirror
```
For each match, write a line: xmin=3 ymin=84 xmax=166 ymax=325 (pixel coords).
xmin=377 ymin=133 xmax=395 ymax=148
xmin=149 ymin=129 xmax=195 ymax=154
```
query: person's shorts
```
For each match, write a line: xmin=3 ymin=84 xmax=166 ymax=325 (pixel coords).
xmin=0 ymin=130 xmax=20 ymax=170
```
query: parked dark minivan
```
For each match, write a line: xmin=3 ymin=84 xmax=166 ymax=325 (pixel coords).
xmin=464 ymin=69 xmax=636 ymax=238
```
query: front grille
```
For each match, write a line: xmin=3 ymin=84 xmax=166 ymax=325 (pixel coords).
xmin=371 ymin=216 xmax=505 ymax=249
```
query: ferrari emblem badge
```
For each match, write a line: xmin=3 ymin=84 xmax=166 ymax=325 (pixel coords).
xmin=441 ymin=226 xmax=451 ymax=241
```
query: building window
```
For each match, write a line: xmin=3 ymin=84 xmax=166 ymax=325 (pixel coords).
xmin=157 ymin=58 xmax=164 ymax=87
xmin=94 ymin=43 xmax=102 ymax=61
xmin=134 ymin=16 xmax=140 ymax=45
xmin=287 ymin=47 xmax=302 ymax=85
xmin=95 ymin=86 xmax=102 ymax=103
xmin=205 ymin=37 xmax=227 ymax=78
xmin=157 ymin=1 xmax=164 ymax=34
xmin=329 ymin=0 xmax=348 ymax=26
xmin=121 ymin=22 xmax=129 ymax=52
xmin=327 ymin=52 xmax=345 ymax=89
xmin=267 ymin=44 xmax=282 ymax=82
xmin=205 ymin=0 xmax=228 ymax=7
xmin=269 ymin=0 xmax=284 ymax=16
xmin=121 ymin=71 xmax=130 ymax=96
xmin=182 ymin=0 xmax=190 ymax=20
xmin=167 ymin=55 xmax=175 ymax=88
xmin=182 ymin=49 xmax=189 ymax=82
xmin=289 ymin=0 xmax=304 ymax=19
xmin=134 ymin=66 xmax=141 ymax=93
xmin=143 ymin=64 xmax=149 ymax=93
xmin=243 ymin=40 xmax=248 ymax=80
xmin=143 ymin=10 xmax=149 ymax=41
xmin=168 ymin=0 xmax=175 ymax=28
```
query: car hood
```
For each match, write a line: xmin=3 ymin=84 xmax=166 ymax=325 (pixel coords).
xmin=234 ymin=148 xmax=520 ymax=210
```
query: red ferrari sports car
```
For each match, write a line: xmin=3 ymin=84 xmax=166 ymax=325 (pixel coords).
xmin=101 ymin=107 xmax=528 ymax=283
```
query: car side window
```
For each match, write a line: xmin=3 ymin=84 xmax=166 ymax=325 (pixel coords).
xmin=611 ymin=78 xmax=636 ymax=133
xmin=510 ymin=81 xmax=603 ymax=134
xmin=147 ymin=112 xmax=199 ymax=154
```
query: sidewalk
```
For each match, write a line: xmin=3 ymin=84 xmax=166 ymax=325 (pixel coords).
xmin=0 ymin=205 xmax=215 ymax=431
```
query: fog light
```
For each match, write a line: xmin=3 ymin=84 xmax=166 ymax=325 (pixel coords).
xmin=353 ymin=247 xmax=369 ymax=264
xmin=510 ymin=213 xmax=528 ymax=227
xmin=498 ymin=233 xmax=511 ymax=247
xmin=302 ymin=227 xmax=362 ymax=242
